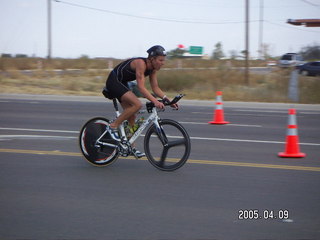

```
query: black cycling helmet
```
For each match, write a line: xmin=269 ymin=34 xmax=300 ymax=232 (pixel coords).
xmin=147 ymin=45 xmax=166 ymax=57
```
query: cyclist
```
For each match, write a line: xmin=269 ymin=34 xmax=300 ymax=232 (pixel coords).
xmin=104 ymin=45 xmax=178 ymax=158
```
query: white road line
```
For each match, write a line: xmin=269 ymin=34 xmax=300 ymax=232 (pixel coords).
xmin=0 ymin=134 xmax=319 ymax=146
xmin=233 ymin=109 xmax=286 ymax=113
xmin=0 ymin=122 xmax=263 ymax=134
xmin=192 ymin=112 xmax=213 ymax=115
xmin=1 ymin=127 xmax=319 ymax=146
xmin=192 ymin=111 xmax=288 ymax=117
xmin=0 ymin=135 xmax=77 ymax=140
xmin=189 ymin=136 xmax=320 ymax=146
xmin=227 ymin=124 xmax=262 ymax=127
xmin=233 ymin=109 xmax=320 ymax=115
xmin=0 ymin=127 xmax=78 ymax=133
xmin=178 ymin=122 xmax=262 ymax=127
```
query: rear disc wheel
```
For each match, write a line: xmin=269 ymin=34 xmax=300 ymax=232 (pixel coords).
xmin=79 ymin=117 xmax=119 ymax=166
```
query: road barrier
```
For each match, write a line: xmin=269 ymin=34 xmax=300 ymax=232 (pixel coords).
xmin=278 ymin=109 xmax=306 ymax=158
xmin=208 ymin=91 xmax=230 ymax=125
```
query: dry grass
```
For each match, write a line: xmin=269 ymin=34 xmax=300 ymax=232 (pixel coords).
xmin=1 ymin=58 xmax=319 ymax=103
xmin=158 ymin=68 xmax=320 ymax=103
xmin=0 ymin=57 xmax=265 ymax=71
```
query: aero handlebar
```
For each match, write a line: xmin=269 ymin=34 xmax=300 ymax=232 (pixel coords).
xmin=146 ymin=94 xmax=185 ymax=112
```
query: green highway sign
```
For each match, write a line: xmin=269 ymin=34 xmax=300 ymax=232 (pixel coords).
xmin=189 ymin=46 xmax=203 ymax=55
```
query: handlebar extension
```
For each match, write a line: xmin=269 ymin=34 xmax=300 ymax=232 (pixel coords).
xmin=146 ymin=94 xmax=185 ymax=113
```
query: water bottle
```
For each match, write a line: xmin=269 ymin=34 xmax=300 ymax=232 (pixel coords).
xmin=136 ymin=116 xmax=144 ymax=128
xmin=124 ymin=120 xmax=132 ymax=139
xmin=124 ymin=117 xmax=144 ymax=139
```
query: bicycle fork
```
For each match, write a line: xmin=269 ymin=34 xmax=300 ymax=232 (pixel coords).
xmin=154 ymin=120 xmax=168 ymax=147
xmin=153 ymin=119 xmax=170 ymax=166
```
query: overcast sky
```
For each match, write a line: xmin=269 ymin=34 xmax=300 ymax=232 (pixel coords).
xmin=1 ymin=0 xmax=320 ymax=59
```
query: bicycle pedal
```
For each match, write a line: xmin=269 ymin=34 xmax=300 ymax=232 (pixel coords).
xmin=132 ymin=149 xmax=146 ymax=158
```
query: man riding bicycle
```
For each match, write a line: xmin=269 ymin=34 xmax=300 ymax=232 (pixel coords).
xmin=103 ymin=45 xmax=178 ymax=158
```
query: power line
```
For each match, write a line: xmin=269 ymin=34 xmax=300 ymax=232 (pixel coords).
xmin=53 ymin=0 xmax=320 ymax=34
xmin=54 ymin=0 xmax=258 ymax=25
xmin=301 ymin=0 xmax=320 ymax=7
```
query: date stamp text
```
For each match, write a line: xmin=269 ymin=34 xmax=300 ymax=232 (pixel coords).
xmin=238 ymin=209 xmax=289 ymax=220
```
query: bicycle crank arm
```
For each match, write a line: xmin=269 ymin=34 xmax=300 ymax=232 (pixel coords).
xmin=96 ymin=141 xmax=118 ymax=148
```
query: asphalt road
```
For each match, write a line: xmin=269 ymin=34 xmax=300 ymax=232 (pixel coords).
xmin=0 ymin=94 xmax=320 ymax=240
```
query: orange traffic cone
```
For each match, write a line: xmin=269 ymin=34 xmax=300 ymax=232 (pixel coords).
xmin=278 ymin=109 xmax=306 ymax=158
xmin=208 ymin=91 xmax=230 ymax=125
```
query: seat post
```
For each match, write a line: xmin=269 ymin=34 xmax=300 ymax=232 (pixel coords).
xmin=112 ymin=98 xmax=121 ymax=118
xmin=112 ymin=98 xmax=119 ymax=111
xmin=102 ymin=87 xmax=121 ymax=118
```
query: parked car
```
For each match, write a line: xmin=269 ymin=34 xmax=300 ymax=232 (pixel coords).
xmin=278 ymin=53 xmax=305 ymax=68
xmin=296 ymin=61 xmax=320 ymax=76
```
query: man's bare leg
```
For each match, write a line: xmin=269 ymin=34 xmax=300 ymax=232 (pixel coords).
xmin=109 ymin=91 xmax=142 ymax=129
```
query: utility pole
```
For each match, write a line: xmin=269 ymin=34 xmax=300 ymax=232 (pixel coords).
xmin=47 ymin=0 xmax=52 ymax=59
xmin=258 ymin=0 xmax=264 ymax=60
xmin=245 ymin=0 xmax=250 ymax=85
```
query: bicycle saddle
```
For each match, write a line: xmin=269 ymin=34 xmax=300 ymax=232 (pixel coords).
xmin=102 ymin=87 xmax=116 ymax=100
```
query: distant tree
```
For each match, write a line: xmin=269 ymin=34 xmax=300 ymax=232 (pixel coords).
xmin=80 ymin=54 xmax=90 ymax=59
xmin=229 ymin=50 xmax=239 ymax=60
xmin=212 ymin=42 xmax=225 ymax=60
xmin=1 ymin=53 xmax=12 ymax=58
xmin=15 ymin=54 xmax=28 ymax=58
xmin=167 ymin=48 xmax=187 ymax=58
xmin=259 ymin=43 xmax=272 ymax=60
xmin=299 ymin=44 xmax=320 ymax=60
xmin=240 ymin=50 xmax=248 ymax=59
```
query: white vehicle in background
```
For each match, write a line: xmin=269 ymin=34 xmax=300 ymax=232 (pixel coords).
xmin=267 ymin=60 xmax=277 ymax=67
xmin=278 ymin=53 xmax=305 ymax=68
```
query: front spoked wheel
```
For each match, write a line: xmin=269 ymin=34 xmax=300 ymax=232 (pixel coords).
xmin=79 ymin=117 xmax=119 ymax=166
xmin=144 ymin=119 xmax=191 ymax=171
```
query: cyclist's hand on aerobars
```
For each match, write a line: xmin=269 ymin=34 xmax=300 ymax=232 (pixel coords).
xmin=163 ymin=96 xmax=178 ymax=110
xmin=154 ymin=101 xmax=165 ymax=109
xmin=171 ymin=103 xmax=179 ymax=110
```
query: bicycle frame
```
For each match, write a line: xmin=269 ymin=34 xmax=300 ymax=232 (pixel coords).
xmin=128 ymin=107 xmax=161 ymax=145
xmin=79 ymin=93 xmax=190 ymax=170
xmin=96 ymin=99 xmax=162 ymax=148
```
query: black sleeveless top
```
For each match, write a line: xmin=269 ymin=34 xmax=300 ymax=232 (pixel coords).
xmin=112 ymin=57 xmax=152 ymax=83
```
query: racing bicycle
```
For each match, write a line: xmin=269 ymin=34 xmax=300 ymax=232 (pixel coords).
xmin=79 ymin=90 xmax=191 ymax=171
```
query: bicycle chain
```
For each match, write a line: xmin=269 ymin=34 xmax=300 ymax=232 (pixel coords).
xmin=118 ymin=139 xmax=132 ymax=157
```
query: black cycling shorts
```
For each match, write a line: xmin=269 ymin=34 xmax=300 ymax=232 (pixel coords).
xmin=105 ymin=71 xmax=130 ymax=102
